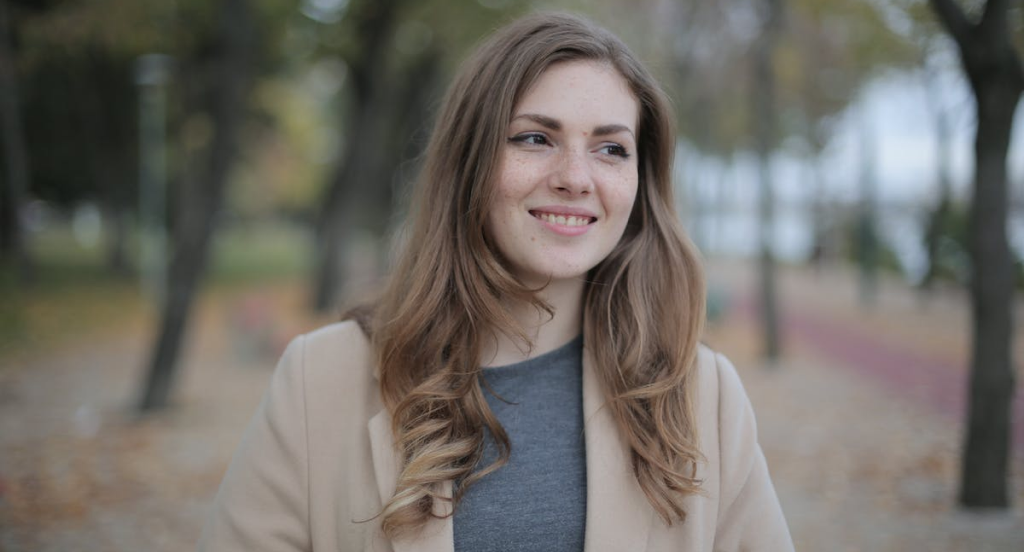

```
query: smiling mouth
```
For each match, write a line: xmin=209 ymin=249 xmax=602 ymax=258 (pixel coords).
xmin=530 ymin=210 xmax=596 ymax=227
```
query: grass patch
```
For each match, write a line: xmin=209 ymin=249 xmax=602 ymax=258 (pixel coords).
xmin=208 ymin=221 xmax=311 ymax=287
xmin=0 ymin=220 xmax=312 ymax=363
xmin=0 ymin=227 xmax=146 ymax=361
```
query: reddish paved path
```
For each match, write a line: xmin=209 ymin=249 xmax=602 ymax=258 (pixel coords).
xmin=720 ymin=260 xmax=1024 ymax=453
xmin=738 ymin=293 xmax=1024 ymax=452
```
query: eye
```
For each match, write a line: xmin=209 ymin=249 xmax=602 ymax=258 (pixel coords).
xmin=598 ymin=143 xmax=631 ymax=158
xmin=508 ymin=132 xmax=550 ymax=146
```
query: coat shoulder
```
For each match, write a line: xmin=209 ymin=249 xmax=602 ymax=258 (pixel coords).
xmin=691 ymin=343 xmax=754 ymax=440
xmin=297 ymin=319 xmax=376 ymax=386
xmin=693 ymin=343 xmax=724 ymax=408
xmin=284 ymin=320 xmax=381 ymax=421
xmin=303 ymin=318 xmax=371 ymax=351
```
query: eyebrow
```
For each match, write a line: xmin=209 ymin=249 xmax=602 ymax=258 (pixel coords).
xmin=593 ymin=123 xmax=635 ymax=138
xmin=511 ymin=113 xmax=635 ymax=138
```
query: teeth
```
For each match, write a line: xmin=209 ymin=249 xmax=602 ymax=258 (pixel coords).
xmin=537 ymin=212 xmax=590 ymax=226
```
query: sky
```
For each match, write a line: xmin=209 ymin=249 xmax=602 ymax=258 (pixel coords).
xmin=683 ymin=66 xmax=1024 ymax=281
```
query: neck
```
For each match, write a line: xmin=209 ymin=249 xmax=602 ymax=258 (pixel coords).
xmin=480 ymin=277 xmax=585 ymax=367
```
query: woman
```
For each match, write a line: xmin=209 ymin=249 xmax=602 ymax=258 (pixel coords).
xmin=199 ymin=12 xmax=793 ymax=552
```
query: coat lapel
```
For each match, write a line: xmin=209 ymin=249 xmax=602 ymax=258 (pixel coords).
xmin=368 ymin=407 xmax=454 ymax=552
xmin=582 ymin=345 xmax=655 ymax=552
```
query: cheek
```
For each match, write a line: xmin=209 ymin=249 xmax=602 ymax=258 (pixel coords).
xmin=497 ymin=170 xmax=533 ymax=199
xmin=485 ymin=184 xmax=521 ymax=242
xmin=496 ymin=150 xmax=551 ymax=194
xmin=611 ymin=180 xmax=639 ymax=217
xmin=489 ymin=189 xmax=520 ymax=226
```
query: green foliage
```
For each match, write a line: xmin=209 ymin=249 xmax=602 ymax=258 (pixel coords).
xmin=838 ymin=210 xmax=906 ymax=277
xmin=15 ymin=0 xmax=1017 ymax=293
xmin=18 ymin=1 xmax=174 ymax=61
xmin=227 ymin=76 xmax=330 ymax=220
xmin=921 ymin=200 xmax=970 ymax=285
xmin=20 ymin=46 xmax=138 ymax=207
xmin=11 ymin=0 xmax=938 ymax=223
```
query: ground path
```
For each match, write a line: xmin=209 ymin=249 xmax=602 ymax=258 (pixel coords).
xmin=705 ymin=259 xmax=1024 ymax=550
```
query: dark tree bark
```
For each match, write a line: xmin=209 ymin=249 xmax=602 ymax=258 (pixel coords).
xmin=311 ymin=0 xmax=406 ymax=312
xmin=313 ymin=43 xmax=441 ymax=313
xmin=139 ymin=0 xmax=254 ymax=411
xmin=0 ymin=1 xmax=32 ymax=280
xmin=79 ymin=49 xmax=135 ymax=276
xmin=929 ymin=0 xmax=1023 ymax=508
xmin=751 ymin=0 xmax=784 ymax=363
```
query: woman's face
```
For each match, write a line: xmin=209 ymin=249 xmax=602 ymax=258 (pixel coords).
xmin=485 ymin=61 xmax=640 ymax=287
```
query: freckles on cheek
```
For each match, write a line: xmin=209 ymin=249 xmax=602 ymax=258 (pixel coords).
xmin=611 ymin=186 xmax=638 ymax=211
xmin=495 ymin=177 xmax=520 ymax=201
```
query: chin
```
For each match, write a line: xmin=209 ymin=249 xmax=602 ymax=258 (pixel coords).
xmin=519 ymin=260 xmax=596 ymax=285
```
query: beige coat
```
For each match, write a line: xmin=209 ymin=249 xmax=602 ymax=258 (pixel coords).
xmin=198 ymin=321 xmax=794 ymax=551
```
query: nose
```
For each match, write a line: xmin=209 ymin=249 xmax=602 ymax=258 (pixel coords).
xmin=551 ymin=149 xmax=594 ymax=196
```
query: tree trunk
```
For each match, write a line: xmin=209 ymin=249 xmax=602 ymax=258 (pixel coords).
xmin=312 ymin=95 xmax=389 ymax=312
xmin=80 ymin=50 xmax=133 ymax=276
xmin=960 ymin=76 xmax=1019 ymax=507
xmin=929 ymin=0 xmax=1023 ymax=509
xmin=313 ymin=44 xmax=441 ymax=312
xmin=752 ymin=0 xmax=784 ymax=363
xmin=311 ymin=0 xmax=408 ymax=312
xmin=0 ymin=1 xmax=32 ymax=280
xmin=139 ymin=0 xmax=254 ymax=411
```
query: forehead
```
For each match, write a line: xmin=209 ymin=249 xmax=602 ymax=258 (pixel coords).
xmin=512 ymin=61 xmax=639 ymax=130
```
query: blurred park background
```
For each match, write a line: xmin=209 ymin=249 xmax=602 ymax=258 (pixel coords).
xmin=1 ymin=0 xmax=1023 ymax=550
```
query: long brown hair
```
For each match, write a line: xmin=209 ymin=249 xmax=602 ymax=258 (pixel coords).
xmin=366 ymin=12 xmax=706 ymax=537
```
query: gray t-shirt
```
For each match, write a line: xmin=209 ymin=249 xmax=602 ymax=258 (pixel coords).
xmin=453 ymin=335 xmax=587 ymax=552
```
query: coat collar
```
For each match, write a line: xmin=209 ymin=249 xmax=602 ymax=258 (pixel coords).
xmin=580 ymin=344 xmax=656 ymax=551
xmin=366 ymin=343 xmax=655 ymax=552
xmin=368 ymin=410 xmax=454 ymax=552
